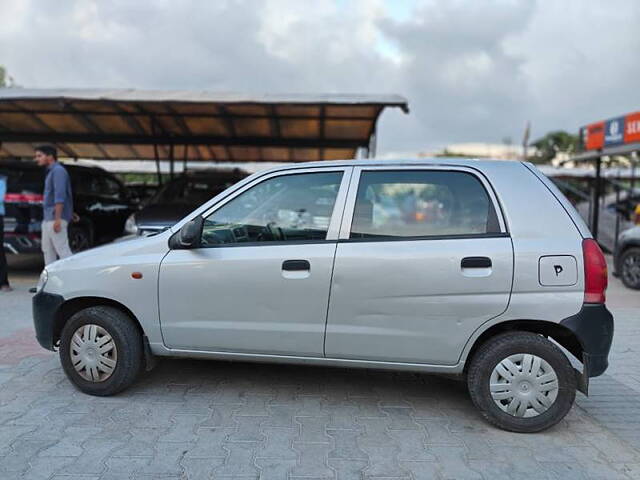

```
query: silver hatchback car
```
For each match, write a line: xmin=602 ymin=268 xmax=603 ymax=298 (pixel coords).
xmin=33 ymin=159 xmax=613 ymax=432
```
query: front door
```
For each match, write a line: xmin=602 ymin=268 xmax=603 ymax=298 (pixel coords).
xmin=325 ymin=167 xmax=514 ymax=365
xmin=159 ymin=168 xmax=350 ymax=356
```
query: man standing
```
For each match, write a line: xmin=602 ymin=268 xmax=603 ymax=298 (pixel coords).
xmin=35 ymin=146 xmax=73 ymax=265
xmin=0 ymin=173 xmax=12 ymax=291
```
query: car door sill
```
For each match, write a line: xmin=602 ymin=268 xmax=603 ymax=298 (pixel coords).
xmin=151 ymin=344 xmax=463 ymax=374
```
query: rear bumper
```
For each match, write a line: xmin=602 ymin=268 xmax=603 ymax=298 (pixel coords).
xmin=561 ymin=303 xmax=614 ymax=378
xmin=32 ymin=291 xmax=64 ymax=351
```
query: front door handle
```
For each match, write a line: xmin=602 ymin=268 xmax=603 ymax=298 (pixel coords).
xmin=461 ymin=256 xmax=492 ymax=268
xmin=282 ymin=259 xmax=310 ymax=271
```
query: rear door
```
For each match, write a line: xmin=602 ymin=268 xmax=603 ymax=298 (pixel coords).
xmin=324 ymin=166 xmax=513 ymax=365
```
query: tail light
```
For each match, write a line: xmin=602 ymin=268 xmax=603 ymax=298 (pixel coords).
xmin=583 ymin=238 xmax=608 ymax=304
xmin=4 ymin=193 xmax=44 ymax=204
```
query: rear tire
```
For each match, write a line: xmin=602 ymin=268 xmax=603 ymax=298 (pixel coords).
xmin=467 ymin=331 xmax=576 ymax=433
xmin=59 ymin=306 xmax=143 ymax=396
xmin=620 ymin=247 xmax=640 ymax=290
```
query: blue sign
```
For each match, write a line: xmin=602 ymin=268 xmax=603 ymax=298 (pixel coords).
xmin=604 ymin=117 xmax=625 ymax=146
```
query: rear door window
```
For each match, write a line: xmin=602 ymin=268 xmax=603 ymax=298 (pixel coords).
xmin=350 ymin=170 xmax=500 ymax=239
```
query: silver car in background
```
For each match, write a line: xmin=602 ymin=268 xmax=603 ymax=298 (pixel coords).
xmin=32 ymin=159 xmax=613 ymax=433
xmin=576 ymin=191 xmax=638 ymax=254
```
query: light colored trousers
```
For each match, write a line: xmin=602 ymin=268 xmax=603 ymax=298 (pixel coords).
xmin=41 ymin=220 xmax=73 ymax=265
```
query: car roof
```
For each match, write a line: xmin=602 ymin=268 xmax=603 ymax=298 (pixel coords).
xmin=253 ymin=157 xmax=523 ymax=175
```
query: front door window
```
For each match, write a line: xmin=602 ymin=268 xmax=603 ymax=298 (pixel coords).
xmin=201 ymin=172 xmax=343 ymax=246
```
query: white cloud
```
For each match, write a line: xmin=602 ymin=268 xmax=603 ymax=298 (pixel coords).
xmin=0 ymin=0 xmax=639 ymax=154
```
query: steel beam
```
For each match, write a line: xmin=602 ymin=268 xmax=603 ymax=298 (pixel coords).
xmin=0 ymin=131 xmax=366 ymax=149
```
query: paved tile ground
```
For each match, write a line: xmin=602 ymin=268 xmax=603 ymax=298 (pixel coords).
xmin=1 ymin=258 xmax=640 ymax=479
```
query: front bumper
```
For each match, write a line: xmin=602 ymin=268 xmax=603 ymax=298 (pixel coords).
xmin=561 ymin=303 xmax=614 ymax=378
xmin=32 ymin=291 xmax=64 ymax=351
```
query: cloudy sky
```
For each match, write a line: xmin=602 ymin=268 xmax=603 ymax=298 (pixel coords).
xmin=0 ymin=0 xmax=639 ymax=154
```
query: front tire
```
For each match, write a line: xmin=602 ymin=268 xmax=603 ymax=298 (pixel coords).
xmin=467 ymin=331 xmax=576 ymax=433
xmin=59 ymin=306 xmax=143 ymax=396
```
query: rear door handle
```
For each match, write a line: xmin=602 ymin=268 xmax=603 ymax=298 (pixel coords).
xmin=461 ymin=256 xmax=492 ymax=268
xmin=282 ymin=259 xmax=310 ymax=271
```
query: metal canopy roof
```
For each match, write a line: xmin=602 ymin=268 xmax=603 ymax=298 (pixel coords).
xmin=0 ymin=88 xmax=409 ymax=162
xmin=564 ymin=142 xmax=640 ymax=164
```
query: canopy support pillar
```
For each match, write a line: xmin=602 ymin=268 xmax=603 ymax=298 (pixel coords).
xmin=153 ymin=143 xmax=162 ymax=187
xmin=592 ymin=156 xmax=602 ymax=240
xmin=183 ymin=144 xmax=188 ymax=172
xmin=169 ymin=143 xmax=175 ymax=181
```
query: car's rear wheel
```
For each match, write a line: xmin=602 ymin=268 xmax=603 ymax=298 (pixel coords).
xmin=59 ymin=306 xmax=143 ymax=396
xmin=620 ymin=247 xmax=640 ymax=290
xmin=467 ymin=331 xmax=576 ymax=433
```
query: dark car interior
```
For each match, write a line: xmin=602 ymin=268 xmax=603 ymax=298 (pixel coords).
xmin=201 ymin=172 xmax=341 ymax=246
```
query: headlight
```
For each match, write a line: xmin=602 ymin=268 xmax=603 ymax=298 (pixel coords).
xmin=36 ymin=269 xmax=48 ymax=293
xmin=124 ymin=213 xmax=138 ymax=234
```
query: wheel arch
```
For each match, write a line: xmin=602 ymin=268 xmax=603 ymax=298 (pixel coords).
xmin=53 ymin=296 xmax=143 ymax=348
xmin=463 ymin=319 xmax=583 ymax=373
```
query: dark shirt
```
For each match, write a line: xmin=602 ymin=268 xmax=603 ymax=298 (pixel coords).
xmin=43 ymin=162 xmax=73 ymax=222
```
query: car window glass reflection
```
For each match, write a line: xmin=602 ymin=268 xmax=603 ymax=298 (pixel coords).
xmin=351 ymin=170 xmax=499 ymax=239
xmin=201 ymin=172 xmax=343 ymax=245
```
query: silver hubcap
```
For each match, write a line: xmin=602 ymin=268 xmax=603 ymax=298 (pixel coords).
xmin=70 ymin=324 xmax=117 ymax=382
xmin=623 ymin=254 xmax=640 ymax=287
xmin=490 ymin=353 xmax=559 ymax=418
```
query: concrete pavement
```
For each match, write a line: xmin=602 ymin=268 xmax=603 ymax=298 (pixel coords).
xmin=0 ymin=261 xmax=639 ymax=479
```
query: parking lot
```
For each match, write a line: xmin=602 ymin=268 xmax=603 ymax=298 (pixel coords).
xmin=1 ymin=259 xmax=640 ymax=480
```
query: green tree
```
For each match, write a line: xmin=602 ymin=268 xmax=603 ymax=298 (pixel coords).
xmin=530 ymin=130 xmax=579 ymax=164
xmin=0 ymin=65 xmax=17 ymax=87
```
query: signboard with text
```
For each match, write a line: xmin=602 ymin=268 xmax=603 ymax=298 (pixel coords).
xmin=581 ymin=111 xmax=640 ymax=151
xmin=626 ymin=112 xmax=640 ymax=144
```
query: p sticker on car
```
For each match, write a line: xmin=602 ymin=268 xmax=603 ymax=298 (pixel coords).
xmin=539 ymin=255 xmax=578 ymax=286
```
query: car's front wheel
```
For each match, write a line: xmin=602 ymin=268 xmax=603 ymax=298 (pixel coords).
xmin=59 ymin=306 xmax=143 ymax=396
xmin=467 ymin=331 xmax=576 ymax=433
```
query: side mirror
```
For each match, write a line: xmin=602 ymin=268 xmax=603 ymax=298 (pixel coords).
xmin=177 ymin=216 xmax=203 ymax=249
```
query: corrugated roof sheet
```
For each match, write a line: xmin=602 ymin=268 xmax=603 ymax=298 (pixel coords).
xmin=0 ymin=88 xmax=408 ymax=162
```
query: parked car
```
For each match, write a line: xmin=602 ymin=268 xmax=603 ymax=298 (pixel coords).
xmin=124 ymin=182 xmax=159 ymax=206
xmin=124 ymin=169 xmax=248 ymax=236
xmin=613 ymin=225 xmax=640 ymax=289
xmin=575 ymin=190 xmax=640 ymax=253
xmin=1 ymin=161 xmax=135 ymax=255
xmin=32 ymin=159 xmax=613 ymax=433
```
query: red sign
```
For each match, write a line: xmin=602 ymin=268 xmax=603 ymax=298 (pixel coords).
xmin=584 ymin=121 xmax=605 ymax=150
xmin=625 ymin=112 xmax=640 ymax=144
xmin=582 ymin=112 xmax=640 ymax=150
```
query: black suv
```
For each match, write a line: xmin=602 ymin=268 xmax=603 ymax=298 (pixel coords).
xmin=1 ymin=161 xmax=135 ymax=255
